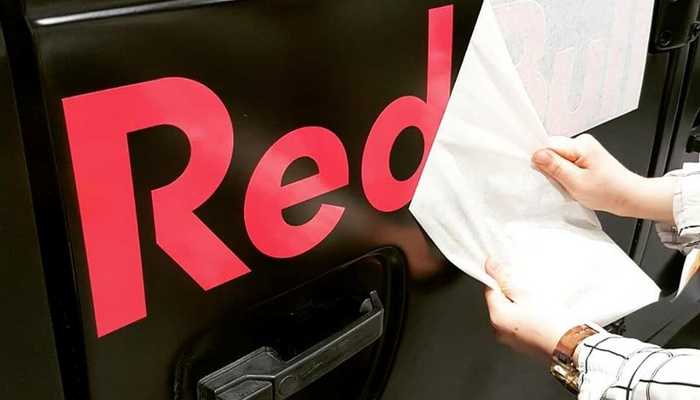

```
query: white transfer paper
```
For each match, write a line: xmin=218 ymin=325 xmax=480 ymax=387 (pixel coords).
xmin=409 ymin=1 xmax=660 ymax=325
xmin=492 ymin=0 xmax=655 ymax=136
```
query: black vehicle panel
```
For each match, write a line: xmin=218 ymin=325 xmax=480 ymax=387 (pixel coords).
xmin=5 ymin=0 xmax=688 ymax=399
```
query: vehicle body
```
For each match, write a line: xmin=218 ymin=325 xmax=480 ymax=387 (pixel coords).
xmin=1 ymin=0 xmax=699 ymax=399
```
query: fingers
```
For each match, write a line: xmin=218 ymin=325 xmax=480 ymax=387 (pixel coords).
xmin=484 ymin=285 xmax=510 ymax=308
xmin=532 ymin=135 xmax=602 ymax=192
xmin=484 ymin=256 xmax=577 ymax=359
xmin=532 ymin=149 xmax=583 ymax=193
xmin=484 ymin=257 xmax=515 ymax=300
xmin=484 ymin=287 xmax=513 ymax=332
xmin=546 ymin=134 xmax=600 ymax=164
xmin=545 ymin=136 xmax=583 ymax=163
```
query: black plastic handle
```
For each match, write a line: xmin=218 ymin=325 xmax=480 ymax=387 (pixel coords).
xmin=198 ymin=291 xmax=384 ymax=400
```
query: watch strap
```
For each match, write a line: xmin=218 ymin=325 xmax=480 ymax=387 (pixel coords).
xmin=553 ymin=324 xmax=599 ymax=365
xmin=550 ymin=324 xmax=601 ymax=394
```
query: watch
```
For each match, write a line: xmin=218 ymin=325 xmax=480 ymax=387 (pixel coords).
xmin=550 ymin=324 xmax=601 ymax=394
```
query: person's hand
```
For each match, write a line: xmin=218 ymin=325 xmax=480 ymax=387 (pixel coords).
xmin=483 ymin=257 xmax=578 ymax=361
xmin=532 ymin=134 xmax=675 ymax=223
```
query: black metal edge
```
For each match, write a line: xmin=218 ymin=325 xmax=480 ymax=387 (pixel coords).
xmin=0 ymin=2 xmax=90 ymax=398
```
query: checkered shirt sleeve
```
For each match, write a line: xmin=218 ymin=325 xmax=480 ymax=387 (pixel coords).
xmin=577 ymin=333 xmax=700 ymax=400
xmin=656 ymin=166 xmax=700 ymax=253
xmin=576 ymin=164 xmax=700 ymax=399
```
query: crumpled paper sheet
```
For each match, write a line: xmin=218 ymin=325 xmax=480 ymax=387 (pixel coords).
xmin=409 ymin=0 xmax=660 ymax=325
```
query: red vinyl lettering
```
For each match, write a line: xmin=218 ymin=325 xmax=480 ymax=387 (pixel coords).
xmin=244 ymin=127 xmax=349 ymax=258
xmin=63 ymin=77 xmax=250 ymax=337
xmin=64 ymin=4 xmax=455 ymax=337
xmin=361 ymin=5 xmax=453 ymax=212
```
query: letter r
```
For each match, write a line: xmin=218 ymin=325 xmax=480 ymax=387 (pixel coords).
xmin=62 ymin=77 xmax=250 ymax=337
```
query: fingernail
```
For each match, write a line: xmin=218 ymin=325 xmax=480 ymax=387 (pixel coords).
xmin=532 ymin=150 xmax=552 ymax=166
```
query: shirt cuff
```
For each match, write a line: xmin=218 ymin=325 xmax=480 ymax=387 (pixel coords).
xmin=656 ymin=164 xmax=700 ymax=253
xmin=575 ymin=333 xmax=659 ymax=400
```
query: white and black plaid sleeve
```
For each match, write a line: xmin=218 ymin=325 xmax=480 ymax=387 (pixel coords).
xmin=576 ymin=332 xmax=700 ymax=400
xmin=656 ymin=164 xmax=700 ymax=253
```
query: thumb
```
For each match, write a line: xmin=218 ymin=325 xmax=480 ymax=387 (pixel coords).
xmin=546 ymin=136 xmax=583 ymax=163
xmin=532 ymin=149 xmax=583 ymax=193
xmin=484 ymin=286 xmax=512 ymax=318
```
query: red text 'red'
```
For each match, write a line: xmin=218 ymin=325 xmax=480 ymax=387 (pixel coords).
xmin=62 ymin=5 xmax=454 ymax=337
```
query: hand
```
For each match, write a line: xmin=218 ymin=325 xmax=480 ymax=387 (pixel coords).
xmin=483 ymin=257 xmax=578 ymax=361
xmin=532 ymin=134 xmax=675 ymax=223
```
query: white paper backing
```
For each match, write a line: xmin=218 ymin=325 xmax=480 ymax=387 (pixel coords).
xmin=410 ymin=1 xmax=660 ymax=325
xmin=491 ymin=0 xmax=655 ymax=136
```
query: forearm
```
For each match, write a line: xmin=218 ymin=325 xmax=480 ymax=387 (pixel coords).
xmin=618 ymin=176 xmax=676 ymax=224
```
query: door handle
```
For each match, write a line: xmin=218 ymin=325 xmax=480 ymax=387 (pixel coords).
xmin=198 ymin=291 xmax=384 ymax=400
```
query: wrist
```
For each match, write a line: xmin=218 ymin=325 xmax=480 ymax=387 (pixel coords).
xmin=615 ymin=172 xmax=646 ymax=216
xmin=636 ymin=176 xmax=676 ymax=223
xmin=544 ymin=321 xmax=578 ymax=357
xmin=552 ymin=325 xmax=600 ymax=362
xmin=617 ymin=175 xmax=675 ymax=223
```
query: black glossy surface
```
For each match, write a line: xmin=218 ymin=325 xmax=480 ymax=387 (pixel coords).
xmin=178 ymin=248 xmax=406 ymax=400
xmin=0 ymin=26 xmax=64 ymax=400
xmin=4 ymin=0 xmax=696 ymax=399
xmin=638 ymin=40 xmax=700 ymax=293
xmin=28 ymin=1 xmax=482 ymax=399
